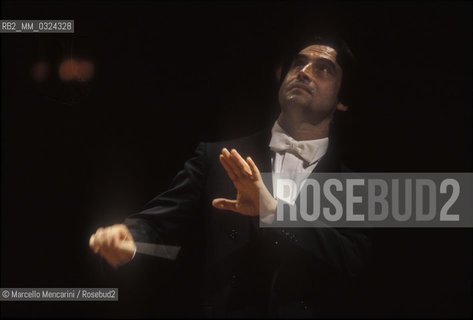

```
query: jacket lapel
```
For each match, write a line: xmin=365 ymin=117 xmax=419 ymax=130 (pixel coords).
xmin=312 ymin=138 xmax=342 ymax=173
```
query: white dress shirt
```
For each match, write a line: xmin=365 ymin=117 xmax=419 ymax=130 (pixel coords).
xmin=262 ymin=121 xmax=329 ymax=223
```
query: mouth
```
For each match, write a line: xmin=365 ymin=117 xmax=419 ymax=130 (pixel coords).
xmin=289 ymin=83 xmax=312 ymax=94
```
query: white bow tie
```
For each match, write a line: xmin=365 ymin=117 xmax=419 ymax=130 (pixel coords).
xmin=269 ymin=123 xmax=328 ymax=164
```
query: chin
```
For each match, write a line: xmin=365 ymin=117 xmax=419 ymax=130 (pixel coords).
xmin=285 ymin=95 xmax=310 ymax=109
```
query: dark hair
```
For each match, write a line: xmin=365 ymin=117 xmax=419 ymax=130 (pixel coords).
xmin=279 ymin=31 xmax=359 ymax=107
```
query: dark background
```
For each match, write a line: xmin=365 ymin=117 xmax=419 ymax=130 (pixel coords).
xmin=1 ymin=1 xmax=472 ymax=318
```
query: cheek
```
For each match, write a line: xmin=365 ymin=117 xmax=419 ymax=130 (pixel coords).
xmin=320 ymin=81 xmax=341 ymax=98
xmin=311 ymin=83 xmax=341 ymax=108
xmin=278 ymin=77 xmax=291 ymax=97
xmin=278 ymin=85 xmax=286 ymax=105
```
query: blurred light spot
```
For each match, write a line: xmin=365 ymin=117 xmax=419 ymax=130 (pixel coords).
xmin=59 ymin=59 xmax=79 ymax=81
xmin=59 ymin=58 xmax=95 ymax=82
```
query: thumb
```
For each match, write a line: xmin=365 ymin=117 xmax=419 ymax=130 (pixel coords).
xmin=212 ymin=198 xmax=238 ymax=212
xmin=116 ymin=240 xmax=136 ymax=253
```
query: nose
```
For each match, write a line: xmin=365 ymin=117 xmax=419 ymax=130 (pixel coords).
xmin=297 ymin=63 xmax=313 ymax=82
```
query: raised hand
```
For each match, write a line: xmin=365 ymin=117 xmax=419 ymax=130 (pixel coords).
xmin=212 ymin=148 xmax=277 ymax=217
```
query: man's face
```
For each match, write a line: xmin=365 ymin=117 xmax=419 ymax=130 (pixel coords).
xmin=278 ymin=44 xmax=343 ymax=119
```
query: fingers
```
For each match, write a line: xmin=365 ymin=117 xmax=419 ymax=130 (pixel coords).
xmin=222 ymin=148 xmax=241 ymax=178
xmin=110 ymin=229 xmax=121 ymax=248
xmin=89 ymin=234 xmax=98 ymax=253
xmin=212 ymin=198 xmax=238 ymax=212
xmin=91 ymin=227 xmax=105 ymax=253
xmin=221 ymin=148 xmax=253 ymax=178
xmin=246 ymin=156 xmax=261 ymax=180
xmin=219 ymin=154 xmax=237 ymax=181
xmin=230 ymin=149 xmax=252 ymax=176
xmin=104 ymin=228 xmax=113 ymax=248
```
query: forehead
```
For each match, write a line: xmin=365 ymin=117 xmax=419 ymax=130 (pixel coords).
xmin=298 ymin=44 xmax=339 ymax=64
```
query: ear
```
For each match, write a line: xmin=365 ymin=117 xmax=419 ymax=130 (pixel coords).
xmin=336 ymin=101 xmax=349 ymax=112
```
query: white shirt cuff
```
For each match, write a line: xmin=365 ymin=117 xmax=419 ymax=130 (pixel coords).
xmin=261 ymin=213 xmax=275 ymax=225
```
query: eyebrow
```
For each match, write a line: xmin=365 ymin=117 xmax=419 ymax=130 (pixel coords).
xmin=292 ymin=54 xmax=337 ymax=71
xmin=291 ymin=54 xmax=309 ymax=65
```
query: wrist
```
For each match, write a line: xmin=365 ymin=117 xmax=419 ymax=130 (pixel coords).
xmin=260 ymin=193 xmax=277 ymax=217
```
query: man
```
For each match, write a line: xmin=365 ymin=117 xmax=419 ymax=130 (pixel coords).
xmin=89 ymin=33 xmax=371 ymax=317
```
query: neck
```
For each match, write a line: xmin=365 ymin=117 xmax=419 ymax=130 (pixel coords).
xmin=277 ymin=111 xmax=332 ymax=141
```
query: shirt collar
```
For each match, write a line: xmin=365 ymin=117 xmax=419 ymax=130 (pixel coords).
xmin=269 ymin=121 xmax=329 ymax=165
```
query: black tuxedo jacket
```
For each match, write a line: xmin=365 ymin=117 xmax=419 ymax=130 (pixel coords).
xmin=124 ymin=129 xmax=372 ymax=318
